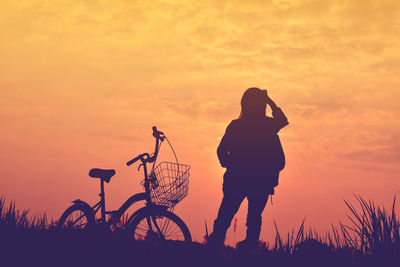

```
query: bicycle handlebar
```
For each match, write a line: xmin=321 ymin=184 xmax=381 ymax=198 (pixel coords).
xmin=126 ymin=153 xmax=149 ymax=166
xmin=126 ymin=156 xmax=139 ymax=166
xmin=126 ymin=126 xmax=164 ymax=166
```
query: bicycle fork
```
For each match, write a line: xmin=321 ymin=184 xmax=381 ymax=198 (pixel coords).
xmin=145 ymin=216 xmax=165 ymax=240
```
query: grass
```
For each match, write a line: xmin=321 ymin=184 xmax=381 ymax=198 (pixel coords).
xmin=0 ymin=196 xmax=49 ymax=230
xmin=1 ymin=195 xmax=399 ymax=266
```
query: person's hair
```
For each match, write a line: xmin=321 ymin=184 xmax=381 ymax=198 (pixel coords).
xmin=239 ymin=87 xmax=266 ymax=119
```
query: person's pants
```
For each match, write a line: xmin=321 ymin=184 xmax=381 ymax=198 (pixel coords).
xmin=211 ymin=183 xmax=270 ymax=246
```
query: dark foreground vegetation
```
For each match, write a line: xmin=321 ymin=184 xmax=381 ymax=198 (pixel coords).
xmin=1 ymin=196 xmax=399 ymax=267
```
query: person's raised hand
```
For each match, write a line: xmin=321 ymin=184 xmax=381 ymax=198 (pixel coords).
xmin=262 ymin=89 xmax=271 ymax=103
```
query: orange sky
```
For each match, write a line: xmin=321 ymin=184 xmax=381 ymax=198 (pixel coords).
xmin=1 ymin=0 xmax=400 ymax=244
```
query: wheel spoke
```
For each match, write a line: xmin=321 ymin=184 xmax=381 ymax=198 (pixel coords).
xmin=59 ymin=207 xmax=89 ymax=229
xmin=130 ymin=210 xmax=188 ymax=241
xmin=166 ymin=228 xmax=183 ymax=237
xmin=165 ymin=223 xmax=180 ymax=237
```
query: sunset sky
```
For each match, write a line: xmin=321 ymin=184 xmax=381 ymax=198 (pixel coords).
xmin=1 ymin=0 xmax=399 ymax=244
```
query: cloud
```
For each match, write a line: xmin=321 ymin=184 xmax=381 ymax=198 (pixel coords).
xmin=1 ymin=0 xmax=399 ymax=174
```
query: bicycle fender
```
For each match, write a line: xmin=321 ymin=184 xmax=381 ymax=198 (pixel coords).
xmin=116 ymin=193 xmax=147 ymax=215
xmin=127 ymin=207 xmax=147 ymax=225
xmin=127 ymin=205 xmax=168 ymax=225
xmin=72 ymin=199 xmax=90 ymax=207
xmin=71 ymin=199 xmax=95 ymax=221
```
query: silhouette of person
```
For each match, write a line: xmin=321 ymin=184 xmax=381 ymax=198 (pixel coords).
xmin=208 ymin=87 xmax=289 ymax=251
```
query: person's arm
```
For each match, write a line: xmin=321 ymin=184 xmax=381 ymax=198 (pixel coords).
xmin=263 ymin=90 xmax=289 ymax=132
xmin=217 ymin=124 xmax=232 ymax=168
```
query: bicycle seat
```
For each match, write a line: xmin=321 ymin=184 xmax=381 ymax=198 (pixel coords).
xmin=88 ymin=168 xmax=115 ymax=183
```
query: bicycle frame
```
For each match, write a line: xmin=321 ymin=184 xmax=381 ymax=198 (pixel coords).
xmin=85 ymin=183 xmax=148 ymax=227
xmin=86 ymin=133 xmax=160 ymax=227
xmin=68 ymin=127 xmax=167 ymax=228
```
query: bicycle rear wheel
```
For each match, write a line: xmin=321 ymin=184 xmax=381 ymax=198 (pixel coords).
xmin=57 ymin=203 xmax=94 ymax=230
xmin=128 ymin=208 xmax=191 ymax=242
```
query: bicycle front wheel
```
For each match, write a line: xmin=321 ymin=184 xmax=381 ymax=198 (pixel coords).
xmin=128 ymin=208 xmax=191 ymax=242
xmin=57 ymin=203 xmax=94 ymax=230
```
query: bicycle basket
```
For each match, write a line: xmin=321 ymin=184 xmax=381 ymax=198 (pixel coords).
xmin=146 ymin=162 xmax=190 ymax=208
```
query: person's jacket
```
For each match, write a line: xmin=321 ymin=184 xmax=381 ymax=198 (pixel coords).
xmin=217 ymin=108 xmax=288 ymax=176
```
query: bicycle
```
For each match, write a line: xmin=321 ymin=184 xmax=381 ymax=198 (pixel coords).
xmin=57 ymin=126 xmax=192 ymax=242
